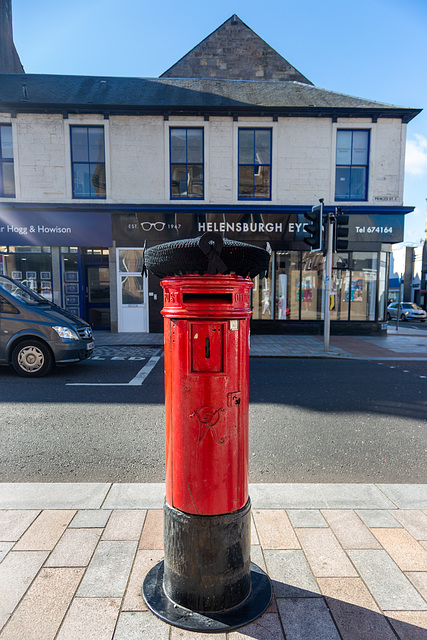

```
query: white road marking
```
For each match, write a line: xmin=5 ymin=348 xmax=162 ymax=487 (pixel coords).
xmin=66 ymin=356 xmax=161 ymax=386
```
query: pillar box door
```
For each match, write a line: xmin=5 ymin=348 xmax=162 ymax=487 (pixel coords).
xmin=162 ymin=274 xmax=252 ymax=516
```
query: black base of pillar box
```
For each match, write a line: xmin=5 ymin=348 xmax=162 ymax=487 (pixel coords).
xmin=142 ymin=500 xmax=272 ymax=633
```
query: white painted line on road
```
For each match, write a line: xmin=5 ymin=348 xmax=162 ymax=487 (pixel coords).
xmin=66 ymin=356 xmax=161 ymax=386
xmin=128 ymin=356 xmax=161 ymax=385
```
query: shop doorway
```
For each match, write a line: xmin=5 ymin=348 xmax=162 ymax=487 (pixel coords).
xmin=117 ymin=248 xmax=148 ymax=332
xmin=83 ymin=262 xmax=110 ymax=329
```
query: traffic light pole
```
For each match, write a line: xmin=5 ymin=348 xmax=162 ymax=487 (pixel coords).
xmin=324 ymin=212 xmax=334 ymax=352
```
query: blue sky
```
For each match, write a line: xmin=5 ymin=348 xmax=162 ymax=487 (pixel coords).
xmin=11 ymin=0 xmax=427 ymax=243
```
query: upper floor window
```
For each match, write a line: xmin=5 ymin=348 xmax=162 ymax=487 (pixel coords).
xmin=238 ymin=128 xmax=271 ymax=199
xmin=170 ymin=128 xmax=204 ymax=199
xmin=0 ymin=125 xmax=15 ymax=197
xmin=70 ymin=126 xmax=106 ymax=199
xmin=335 ymin=130 xmax=369 ymax=201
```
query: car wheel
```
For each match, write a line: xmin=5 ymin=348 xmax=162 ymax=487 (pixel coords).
xmin=400 ymin=314 xmax=407 ymax=321
xmin=421 ymin=319 xmax=426 ymax=323
xmin=12 ymin=340 xmax=53 ymax=377
xmin=387 ymin=312 xmax=391 ymax=320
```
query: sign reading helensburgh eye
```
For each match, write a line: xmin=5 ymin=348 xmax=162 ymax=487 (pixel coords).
xmin=0 ymin=211 xmax=113 ymax=246
xmin=113 ymin=211 xmax=404 ymax=249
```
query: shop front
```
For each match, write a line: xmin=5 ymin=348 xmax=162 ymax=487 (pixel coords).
xmin=0 ymin=207 xmax=113 ymax=330
xmin=0 ymin=203 xmax=407 ymax=335
xmin=112 ymin=205 xmax=408 ymax=335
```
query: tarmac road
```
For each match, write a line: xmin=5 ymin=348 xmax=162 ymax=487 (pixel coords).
xmin=0 ymin=349 xmax=425 ymax=484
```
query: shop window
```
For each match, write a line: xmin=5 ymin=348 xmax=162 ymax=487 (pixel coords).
xmin=170 ymin=128 xmax=204 ymax=199
xmin=62 ymin=253 xmax=81 ymax=315
xmin=0 ymin=125 xmax=15 ymax=197
xmin=238 ymin=129 xmax=271 ymax=199
xmin=252 ymin=259 xmax=273 ymax=319
xmin=70 ymin=126 xmax=106 ymax=199
xmin=335 ymin=130 xmax=369 ymax=201
xmin=300 ymin=252 xmax=324 ymax=320
xmin=378 ymin=252 xmax=387 ymax=321
xmin=331 ymin=254 xmax=350 ymax=320
xmin=275 ymin=252 xmax=300 ymax=320
xmin=350 ymin=252 xmax=377 ymax=321
xmin=1 ymin=250 xmax=52 ymax=300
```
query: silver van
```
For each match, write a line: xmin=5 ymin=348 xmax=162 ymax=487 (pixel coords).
xmin=0 ymin=275 xmax=94 ymax=377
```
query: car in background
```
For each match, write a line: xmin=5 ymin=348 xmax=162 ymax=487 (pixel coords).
xmin=0 ymin=275 xmax=94 ymax=377
xmin=387 ymin=302 xmax=427 ymax=322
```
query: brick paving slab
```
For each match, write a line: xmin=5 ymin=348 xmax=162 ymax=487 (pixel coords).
xmin=1 ymin=484 xmax=427 ymax=638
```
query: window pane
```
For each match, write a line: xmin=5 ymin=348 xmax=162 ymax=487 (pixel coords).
xmin=238 ymin=165 xmax=254 ymax=197
xmin=88 ymin=128 xmax=105 ymax=163
xmin=73 ymin=164 xmax=91 ymax=197
xmin=2 ymin=162 xmax=15 ymax=195
xmin=187 ymin=164 xmax=203 ymax=197
xmin=254 ymin=165 xmax=270 ymax=198
xmin=255 ymin=130 xmax=271 ymax=164
xmin=239 ymin=130 xmax=254 ymax=164
xmin=0 ymin=126 xmax=13 ymax=159
xmin=352 ymin=131 xmax=369 ymax=165
xmin=336 ymin=130 xmax=352 ymax=165
xmin=171 ymin=164 xmax=187 ymax=196
xmin=121 ymin=275 xmax=144 ymax=304
xmin=119 ymin=249 xmax=144 ymax=273
xmin=252 ymin=260 xmax=273 ymax=319
xmin=351 ymin=252 xmax=377 ymax=320
xmin=275 ymin=251 xmax=300 ymax=319
xmin=335 ymin=167 xmax=350 ymax=199
xmin=378 ymin=252 xmax=387 ymax=321
xmin=350 ymin=166 xmax=367 ymax=199
xmin=170 ymin=129 xmax=186 ymax=163
xmin=90 ymin=163 xmax=106 ymax=197
xmin=331 ymin=266 xmax=350 ymax=320
xmin=187 ymin=129 xmax=203 ymax=163
xmin=300 ymin=251 xmax=324 ymax=320
xmin=71 ymin=127 xmax=89 ymax=162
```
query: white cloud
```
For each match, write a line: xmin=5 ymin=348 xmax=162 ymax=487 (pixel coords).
xmin=405 ymin=134 xmax=427 ymax=176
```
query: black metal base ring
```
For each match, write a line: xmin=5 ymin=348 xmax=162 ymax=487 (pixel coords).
xmin=142 ymin=560 xmax=272 ymax=633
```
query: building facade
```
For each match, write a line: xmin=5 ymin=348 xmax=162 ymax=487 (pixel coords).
xmin=0 ymin=15 xmax=421 ymax=334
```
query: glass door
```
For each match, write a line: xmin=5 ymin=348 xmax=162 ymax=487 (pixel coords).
xmin=117 ymin=248 xmax=148 ymax=332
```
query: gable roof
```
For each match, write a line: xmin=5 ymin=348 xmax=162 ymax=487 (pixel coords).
xmin=161 ymin=15 xmax=312 ymax=84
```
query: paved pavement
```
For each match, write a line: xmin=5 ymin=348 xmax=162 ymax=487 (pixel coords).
xmin=1 ymin=329 xmax=426 ymax=638
xmin=1 ymin=483 xmax=427 ymax=639
xmin=95 ymin=325 xmax=427 ymax=360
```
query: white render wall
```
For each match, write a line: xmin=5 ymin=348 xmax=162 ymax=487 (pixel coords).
xmin=0 ymin=111 xmax=406 ymax=206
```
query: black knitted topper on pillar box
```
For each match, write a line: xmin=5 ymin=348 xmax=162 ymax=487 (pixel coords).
xmin=143 ymin=233 xmax=270 ymax=279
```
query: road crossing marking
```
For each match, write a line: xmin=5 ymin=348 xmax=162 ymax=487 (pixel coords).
xmin=66 ymin=356 xmax=161 ymax=386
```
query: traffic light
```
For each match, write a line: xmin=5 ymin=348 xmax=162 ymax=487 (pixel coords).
xmin=334 ymin=210 xmax=349 ymax=252
xmin=303 ymin=203 xmax=323 ymax=251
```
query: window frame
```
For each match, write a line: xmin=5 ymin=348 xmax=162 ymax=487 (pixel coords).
xmin=0 ymin=124 xmax=15 ymax=198
xmin=238 ymin=128 xmax=272 ymax=201
xmin=70 ymin=125 xmax=106 ymax=200
xmin=335 ymin=129 xmax=370 ymax=202
xmin=169 ymin=127 xmax=204 ymax=200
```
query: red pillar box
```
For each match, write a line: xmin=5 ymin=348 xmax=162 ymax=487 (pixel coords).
xmin=142 ymin=234 xmax=272 ymax=633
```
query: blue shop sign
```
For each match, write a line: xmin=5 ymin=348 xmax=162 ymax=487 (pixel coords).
xmin=0 ymin=210 xmax=112 ymax=246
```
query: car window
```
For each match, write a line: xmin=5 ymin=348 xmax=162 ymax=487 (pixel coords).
xmin=402 ymin=303 xmax=411 ymax=308
xmin=0 ymin=294 xmax=19 ymax=314
xmin=0 ymin=278 xmax=46 ymax=306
